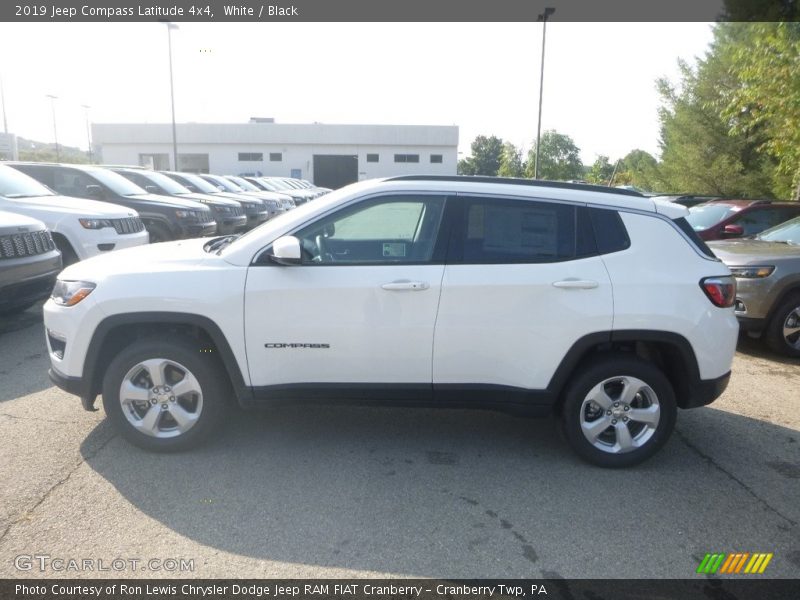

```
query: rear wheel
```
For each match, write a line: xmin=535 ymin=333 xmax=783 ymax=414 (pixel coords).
xmin=101 ymin=336 xmax=228 ymax=451
xmin=765 ymin=293 xmax=800 ymax=358
xmin=561 ymin=355 xmax=677 ymax=467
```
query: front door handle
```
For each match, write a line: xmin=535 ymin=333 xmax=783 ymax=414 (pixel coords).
xmin=381 ymin=280 xmax=430 ymax=291
xmin=552 ymin=279 xmax=599 ymax=290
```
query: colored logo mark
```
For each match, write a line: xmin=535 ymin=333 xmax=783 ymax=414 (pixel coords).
xmin=697 ymin=553 xmax=773 ymax=574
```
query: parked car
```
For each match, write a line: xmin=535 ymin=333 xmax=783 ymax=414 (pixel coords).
xmin=224 ymin=175 xmax=295 ymax=211
xmin=160 ymin=172 xmax=267 ymax=231
xmin=273 ymin=177 xmax=323 ymax=201
xmin=247 ymin=177 xmax=312 ymax=205
xmin=0 ymin=164 xmax=148 ymax=265
xmin=651 ymin=195 xmax=723 ymax=208
xmin=0 ymin=211 xmax=61 ymax=315
xmin=8 ymin=163 xmax=216 ymax=243
xmin=43 ymin=176 xmax=737 ymax=467
xmin=709 ymin=216 xmax=800 ymax=357
xmin=686 ymin=199 xmax=800 ymax=241
xmin=109 ymin=168 xmax=246 ymax=235
xmin=198 ymin=174 xmax=282 ymax=221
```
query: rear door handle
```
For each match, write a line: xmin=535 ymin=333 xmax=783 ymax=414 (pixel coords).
xmin=381 ymin=280 xmax=430 ymax=291
xmin=552 ymin=279 xmax=599 ymax=289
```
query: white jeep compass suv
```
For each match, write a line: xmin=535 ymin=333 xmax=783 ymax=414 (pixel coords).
xmin=43 ymin=176 xmax=738 ymax=467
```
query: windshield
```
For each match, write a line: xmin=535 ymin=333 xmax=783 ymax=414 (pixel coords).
xmin=757 ymin=216 xmax=800 ymax=244
xmin=204 ymin=175 xmax=243 ymax=193
xmin=173 ymin=173 xmax=221 ymax=194
xmin=0 ymin=164 xmax=56 ymax=197
xmin=227 ymin=176 xmax=260 ymax=192
xmin=135 ymin=171 xmax=192 ymax=195
xmin=87 ymin=168 xmax=148 ymax=196
xmin=264 ymin=178 xmax=291 ymax=190
xmin=685 ymin=204 xmax=739 ymax=231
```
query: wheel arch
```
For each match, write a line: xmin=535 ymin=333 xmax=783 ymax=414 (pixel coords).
xmin=547 ymin=330 xmax=705 ymax=412
xmin=81 ymin=312 xmax=251 ymax=410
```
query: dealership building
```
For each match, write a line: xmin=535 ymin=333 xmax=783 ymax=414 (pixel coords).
xmin=92 ymin=120 xmax=458 ymax=189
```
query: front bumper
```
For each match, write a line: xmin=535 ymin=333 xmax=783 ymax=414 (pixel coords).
xmin=78 ymin=229 xmax=149 ymax=260
xmin=48 ymin=367 xmax=96 ymax=410
xmin=180 ymin=222 xmax=218 ymax=238
xmin=245 ymin=210 xmax=269 ymax=229
xmin=0 ymin=251 xmax=62 ymax=311
xmin=217 ymin=214 xmax=248 ymax=235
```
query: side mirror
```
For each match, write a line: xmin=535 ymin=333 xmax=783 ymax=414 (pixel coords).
xmin=722 ymin=224 xmax=744 ymax=238
xmin=270 ymin=236 xmax=302 ymax=265
xmin=145 ymin=185 xmax=158 ymax=194
xmin=86 ymin=184 xmax=103 ymax=199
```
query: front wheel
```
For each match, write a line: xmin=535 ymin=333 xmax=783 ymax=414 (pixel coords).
xmin=765 ymin=293 xmax=800 ymax=358
xmin=561 ymin=355 xmax=677 ymax=468
xmin=101 ymin=336 xmax=228 ymax=451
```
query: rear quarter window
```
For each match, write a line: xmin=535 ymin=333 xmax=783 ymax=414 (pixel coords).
xmin=590 ymin=208 xmax=630 ymax=254
xmin=673 ymin=216 xmax=717 ymax=259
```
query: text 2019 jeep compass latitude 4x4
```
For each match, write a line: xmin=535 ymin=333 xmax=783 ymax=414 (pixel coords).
xmin=43 ymin=177 xmax=738 ymax=467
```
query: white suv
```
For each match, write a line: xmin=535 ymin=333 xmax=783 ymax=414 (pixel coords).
xmin=0 ymin=165 xmax=148 ymax=264
xmin=42 ymin=176 xmax=738 ymax=467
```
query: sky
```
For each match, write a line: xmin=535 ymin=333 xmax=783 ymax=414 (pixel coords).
xmin=0 ymin=22 xmax=714 ymax=164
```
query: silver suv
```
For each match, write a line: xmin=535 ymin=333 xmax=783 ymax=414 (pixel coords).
xmin=709 ymin=216 xmax=800 ymax=356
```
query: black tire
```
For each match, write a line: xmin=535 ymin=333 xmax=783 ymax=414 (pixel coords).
xmin=560 ymin=355 xmax=677 ymax=468
xmin=146 ymin=222 xmax=174 ymax=244
xmin=764 ymin=293 xmax=800 ymax=358
xmin=54 ymin=237 xmax=79 ymax=266
xmin=101 ymin=336 xmax=228 ymax=451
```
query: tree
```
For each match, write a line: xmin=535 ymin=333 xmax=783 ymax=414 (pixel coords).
xmin=620 ymin=150 xmax=662 ymax=191
xmin=657 ymin=45 xmax=776 ymax=198
xmin=524 ymin=130 xmax=583 ymax=181
xmin=457 ymin=134 xmax=504 ymax=176
xmin=719 ymin=23 xmax=800 ymax=200
xmin=586 ymin=155 xmax=614 ymax=185
xmin=497 ymin=142 xmax=524 ymax=178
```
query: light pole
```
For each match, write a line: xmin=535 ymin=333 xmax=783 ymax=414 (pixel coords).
xmin=534 ymin=7 xmax=555 ymax=180
xmin=165 ymin=22 xmax=179 ymax=171
xmin=81 ymin=104 xmax=93 ymax=163
xmin=1 ymin=75 xmax=8 ymax=134
xmin=45 ymin=94 xmax=60 ymax=162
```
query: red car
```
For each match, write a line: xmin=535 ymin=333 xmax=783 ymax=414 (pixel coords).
xmin=685 ymin=200 xmax=800 ymax=241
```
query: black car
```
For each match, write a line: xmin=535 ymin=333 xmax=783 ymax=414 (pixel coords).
xmin=110 ymin=168 xmax=247 ymax=235
xmin=8 ymin=163 xmax=216 ymax=243
xmin=160 ymin=172 xmax=268 ymax=230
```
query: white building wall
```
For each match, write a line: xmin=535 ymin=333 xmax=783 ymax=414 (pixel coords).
xmin=93 ymin=123 xmax=458 ymax=185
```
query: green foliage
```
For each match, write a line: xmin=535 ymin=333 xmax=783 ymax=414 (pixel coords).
xmin=497 ymin=142 xmax=525 ymax=178
xmin=586 ymin=155 xmax=614 ymax=185
xmin=457 ymin=134 xmax=504 ymax=176
xmin=718 ymin=23 xmax=800 ymax=200
xmin=524 ymin=130 xmax=583 ymax=181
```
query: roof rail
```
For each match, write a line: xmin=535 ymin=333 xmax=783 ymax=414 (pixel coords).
xmin=385 ymin=175 xmax=646 ymax=198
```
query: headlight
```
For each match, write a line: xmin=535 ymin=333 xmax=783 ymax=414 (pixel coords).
xmin=79 ymin=218 xmax=113 ymax=229
xmin=729 ymin=265 xmax=775 ymax=279
xmin=175 ymin=210 xmax=199 ymax=219
xmin=51 ymin=280 xmax=96 ymax=307
xmin=214 ymin=205 xmax=232 ymax=213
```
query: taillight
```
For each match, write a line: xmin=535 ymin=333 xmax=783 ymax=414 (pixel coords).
xmin=700 ymin=276 xmax=736 ymax=308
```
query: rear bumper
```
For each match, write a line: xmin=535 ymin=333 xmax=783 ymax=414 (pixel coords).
xmin=683 ymin=371 xmax=731 ymax=409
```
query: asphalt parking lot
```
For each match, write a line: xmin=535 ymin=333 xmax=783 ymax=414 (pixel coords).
xmin=0 ymin=304 xmax=798 ymax=579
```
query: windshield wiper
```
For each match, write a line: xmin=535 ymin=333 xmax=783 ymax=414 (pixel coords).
xmin=3 ymin=193 xmax=45 ymax=198
xmin=203 ymin=235 xmax=239 ymax=254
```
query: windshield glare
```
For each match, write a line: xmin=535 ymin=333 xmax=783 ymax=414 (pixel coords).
xmin=228 ymin=176 xmax=260 ymax=191
xmin=135 ymin=171 xmax=191 ymax=195
xmin=758 ymin=216 xmax=800 ymax=244
xmin=174 ymin=173 xmax=221 ymax=194
xmin=205 ymin=175 xmax=242 ymax=193
xmin=0 ymin=164 xmax=56 ymax=197
xmin=685 ymin=204 xmax=738 ymax=230
xmin=88 ymin=168 xmax=148 ymax=196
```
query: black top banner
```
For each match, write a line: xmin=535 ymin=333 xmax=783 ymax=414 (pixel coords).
xmin=0 ymin=0 xmax=798 ymax=22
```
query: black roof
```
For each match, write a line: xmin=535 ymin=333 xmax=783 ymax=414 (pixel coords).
xmin=386 ymin=175 xmax=646 ymax=198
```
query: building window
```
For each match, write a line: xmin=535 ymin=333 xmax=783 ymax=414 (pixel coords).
xmin=366 ymin=153 xmax=379 ymax=163
xmin=270 ymin=153 xmax=282 ymax=162
xmin=430 ymin=154 xmax=443 ymax=164
xmin=394 ymin=154 xmax=419 ymax=163
xmin=139 ymin=153 xmax=170 ymax=170
xmin=238 ymin=152 xmax=263 ymax=161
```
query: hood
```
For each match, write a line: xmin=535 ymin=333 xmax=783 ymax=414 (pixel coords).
xmin=172 ymin=192 xmax=240 ymax=208
xmin=708 ymin=239 xmax=800 ymax=264
xmin=0 ymin=209 xmax=47 ymax=233
xmin=0 ymin=194 xmax=137 ymax=218
xmin=210 ymin=192 xmax=262 ymax=207
xmin=124 ymin=193 xmax=210 ymax=210
xmin=59 ymin=237 xmax=210 ymax=281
